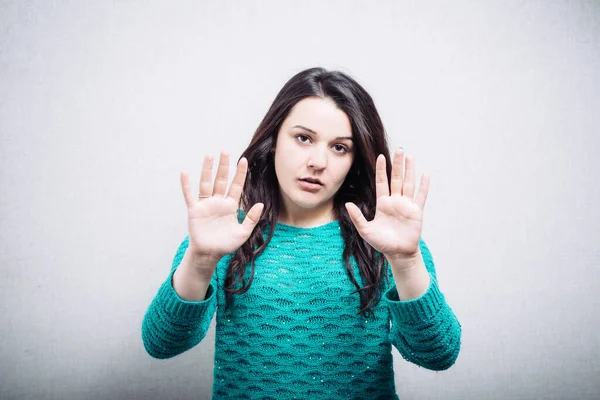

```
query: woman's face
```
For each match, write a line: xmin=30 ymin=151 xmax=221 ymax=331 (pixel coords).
xmin=273 ymin=96 xmax=355 ymax=215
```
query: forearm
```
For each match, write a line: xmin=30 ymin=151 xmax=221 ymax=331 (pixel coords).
xmin=386 ymin=248 xmax=430 ymax=301
xmin=383 ymin=240 xmax=462 ymax=370
xmin=142 ymin=237 xmax=219 ymax=359
xmin=172 ymin=247 xmax=218 ymax=301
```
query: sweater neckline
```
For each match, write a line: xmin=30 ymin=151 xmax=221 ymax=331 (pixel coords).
xmin=272 ymin=219 xmax=341 ymax=235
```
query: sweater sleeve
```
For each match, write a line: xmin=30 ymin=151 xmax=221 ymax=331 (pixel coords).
xmin=382 ymin=239 xmax=462 ymax=371
xmin=141 ymin=235 xmax=218 ymax=359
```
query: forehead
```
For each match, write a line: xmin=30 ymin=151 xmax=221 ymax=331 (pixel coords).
xmin=282 ymin=97 xmax=352 ymax=139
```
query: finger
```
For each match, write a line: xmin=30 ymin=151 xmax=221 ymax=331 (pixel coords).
xmin=226 ymin=157 xmax=248 ymax=203
xmin=375 ymin=154 xmax=389 ymax=199
xmin=390 ymin=149 xmax=404 ymax=195
xmin=180 ymin=171 xmax=194 ymax=209
xmin=414 ymin=173 xmax=430 ymax=210
xmin=403 ymin=154 xmax=416 ymax=200
xmin=213 ymin=152 xmax=230 ymax=196
xmin=345 ymin=202 xmax=369 ymax=232
xmin=199 ymin=154 xmax=214 ymax=199
xmin=240 ymin=202 xmax=264 ymax=234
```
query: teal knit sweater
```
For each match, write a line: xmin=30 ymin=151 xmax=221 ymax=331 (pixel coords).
xmin=142 ymin=218 xmax=461 ymax=399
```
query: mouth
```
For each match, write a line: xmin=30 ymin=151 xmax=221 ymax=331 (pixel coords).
xmin=298 ymin=178 xmax=324 ymax=191
xmin=299 ymin=177 xmax=324 ymax=185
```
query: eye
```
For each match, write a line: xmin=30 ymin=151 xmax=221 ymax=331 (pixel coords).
xmin=296 ymin=134 xmax=311 ymax=143
xmin=296 ymin=134 xmax=349 ymax=154
xmin=333 ymin=144 xmax=349 ymax=154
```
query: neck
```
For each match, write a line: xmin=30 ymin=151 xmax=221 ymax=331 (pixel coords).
xmin=277 ymin=202 xmax=335 ymax=228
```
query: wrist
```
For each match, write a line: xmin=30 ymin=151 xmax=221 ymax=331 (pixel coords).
xmin=182 ymin=249 xmax=219 ymax=278
xmin=190 ymin=253 xmax=221 ymax=267
xmin=385 ymin=250 xmax=430 ymax=300
xmin=384 ymin=249 xmax=422 ymax=272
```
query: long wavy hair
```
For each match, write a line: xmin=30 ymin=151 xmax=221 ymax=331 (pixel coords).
xmin=224 ymin=67 xmax=393 ymax=318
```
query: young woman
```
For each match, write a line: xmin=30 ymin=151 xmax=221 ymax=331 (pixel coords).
xmin=142 ymin=67 xmax=461 ymax=399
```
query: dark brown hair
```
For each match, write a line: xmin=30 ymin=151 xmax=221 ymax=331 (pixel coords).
xmin=225 ymin=67 xmax=393 ymax=318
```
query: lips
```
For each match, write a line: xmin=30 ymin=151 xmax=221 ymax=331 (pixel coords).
xmin=298 ymin=178 xmax=323 ymax=191
xmin=299 ymin=177 xmax=324 ymax=185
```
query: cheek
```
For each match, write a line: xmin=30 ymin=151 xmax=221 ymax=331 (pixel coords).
xmin=274 ymin=150 xmax=298 ymax=180
xmin=278 ymin=147 xmax=303 ymax=170
xmin=333 ymin=162 xmax=354 ymax=184
xmin=334 ymin=174 xmax=349 ymax=187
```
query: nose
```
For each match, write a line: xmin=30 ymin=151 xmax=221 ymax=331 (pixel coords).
xmin=307 ymin=147 xmax=327 ymax=170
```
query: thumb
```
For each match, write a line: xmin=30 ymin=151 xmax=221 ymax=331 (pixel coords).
xmin=345 ymin=202 xmax=368 ymax=233
xmin=240 ymin=203 xmax=264 ymax=235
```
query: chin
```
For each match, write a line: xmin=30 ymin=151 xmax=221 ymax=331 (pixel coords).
xmin=291 ymin=197 xmax=320 ymax=209
xmin=283 ymin=191 xmax=323 ymax=209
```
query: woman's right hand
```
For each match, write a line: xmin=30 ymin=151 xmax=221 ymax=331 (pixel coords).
xmin=180 ymin=152 xmax=264 ymax=271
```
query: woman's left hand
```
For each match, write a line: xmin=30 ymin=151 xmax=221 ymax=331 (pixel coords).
xmin=345 ymin=149 xmax=430 ymax=267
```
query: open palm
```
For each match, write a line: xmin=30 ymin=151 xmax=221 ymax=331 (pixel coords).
xmin=345 ymin=150 xmax=429 ymax=261
xmin=180 ymin=152 xmax=264 ymax=261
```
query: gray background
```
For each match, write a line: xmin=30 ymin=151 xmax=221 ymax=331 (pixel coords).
xmin=1 ymin=0 xmax=599 ymax=399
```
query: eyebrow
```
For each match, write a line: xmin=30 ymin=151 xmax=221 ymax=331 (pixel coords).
xmin=292 ymin=125 xmax=354 ymax=141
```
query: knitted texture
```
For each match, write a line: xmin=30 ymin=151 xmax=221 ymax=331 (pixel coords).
xmin=142 ymin=218 xmax=461 ymax=399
